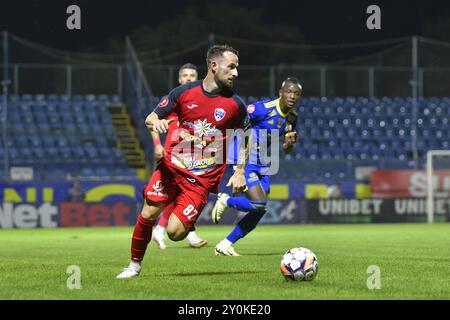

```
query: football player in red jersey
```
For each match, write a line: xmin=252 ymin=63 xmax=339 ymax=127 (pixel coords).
xmin=117 ymin=45 xmax=248 ymax=278
xmin=150 ymin=63 xmax=209 ymax=249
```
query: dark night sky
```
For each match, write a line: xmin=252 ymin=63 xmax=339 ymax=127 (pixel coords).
xmin=1 ymin=0 xmax=450 ymax=50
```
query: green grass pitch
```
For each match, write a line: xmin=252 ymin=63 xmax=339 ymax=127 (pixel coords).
xmin=0 ymin=224 xmax=449 ymax=300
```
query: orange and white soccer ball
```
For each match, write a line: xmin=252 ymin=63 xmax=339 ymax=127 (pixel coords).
xmin=280 ymin=247 xmax=319 ymax=281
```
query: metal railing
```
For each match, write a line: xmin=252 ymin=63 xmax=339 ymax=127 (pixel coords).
xmin=1 ymin=63 xmax=450 ymax=98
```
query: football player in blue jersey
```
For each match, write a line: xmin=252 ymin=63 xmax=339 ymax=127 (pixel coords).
xmin=212 ymin=77 xmax=302 ymax=256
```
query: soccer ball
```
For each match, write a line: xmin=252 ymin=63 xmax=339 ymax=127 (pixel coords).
xmin=280 ymin=247 xmax=319 ymax=281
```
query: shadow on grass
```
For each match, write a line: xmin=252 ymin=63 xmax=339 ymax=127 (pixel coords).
xmin=156 ymin=246 xmax=211 ymax=250
xmin=243 ymin=252 xmax=281 ymax=257
xmin=161 ymin=247 xmax=281 ymax=257
xmin=170 ymin=271 xmax=263 ymax=277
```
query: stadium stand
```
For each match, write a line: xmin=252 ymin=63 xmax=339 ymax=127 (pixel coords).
xmin=0 ymin=94 xmax=139 ymax=181
xmin=133 ymin=95 xmax=449 ymax=182
xmin=1 ymin=94 xmax=449 ymax=182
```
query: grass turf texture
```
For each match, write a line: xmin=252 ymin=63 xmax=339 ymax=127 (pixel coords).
xmin=0 ymin=224 xmax=449 ymax=300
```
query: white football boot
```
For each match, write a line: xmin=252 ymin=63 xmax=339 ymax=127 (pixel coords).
xmin=211 ymin=193 xmax=230 ymax=224
xmin=187 ymin=231 xmax=208 ymax=248
xmin=152 ymin=227 xmax=167 ymax=250
xmin=214 ymin=240 xmax=241 ymax=256
xmin=116 ymin=261 xmax=142 ymax=279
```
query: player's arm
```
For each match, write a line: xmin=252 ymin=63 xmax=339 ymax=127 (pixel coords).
xmin=228 ymin=128 xmax=251 ymax=181
xmin=283 ymin=132 xmax=297 ymax=153
xmin=227 ymin=97 xmax=252 ymax=195
xmin=283 ymin=110 xmax=298 ymax=154
xmin=150 ymin=130 xmax=165 ymax=159
xmin=145 ymin=112 xmax=174 ymax=134
xmin=146 ymin=89 xmax=183 ymax=134
xmin=227 ymin=134 xmax=250 ymax=195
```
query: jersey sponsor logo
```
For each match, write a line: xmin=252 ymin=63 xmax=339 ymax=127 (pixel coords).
xmin=214 ymin=108 xmax=226 ymax=121
xmin=157 ymin=97 xmax=169 ymax=108
xmin=172 ymin=154 xmax=217 ymax=172
xmin=146 ymin=190 xmax=168 ymax=198
xmin=182 ymin=120 xmax=196 ymax=129
xmin=193 ymin=119 xmax=218 ymax=137
xmin=153 ymin=180 xmax=164 ymax=192
xmin=146 ymin=180 xmax=168 ymax=198
xmin=186 ymin=104 xmax=198 ymax=109
xmin=147 ymin=188 xmax=168 ymax=198
xmin=182 ymin=119 xmax=218 ymax=136
xmin=247 ymin=104 xmax=255 ymax=114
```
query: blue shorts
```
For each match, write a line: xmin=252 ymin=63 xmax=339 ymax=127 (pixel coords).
xmin=243 ymin=164 xmax=270 ymax=194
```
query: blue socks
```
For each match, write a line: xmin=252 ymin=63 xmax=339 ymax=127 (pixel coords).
xmin=226 ymin=225 xmax=245 ymax=243
xmin=227 ymin=196 xmax=255 ymax=212
xmin=225 ymin=197 xmax=267 ymax=244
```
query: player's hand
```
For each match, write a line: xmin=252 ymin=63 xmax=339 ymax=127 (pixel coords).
xmin=227 ymin=169 xmax=247 ymax=196
xmin=154 ymin=144 xmax=165 ymax=159
xmin=286 ymin=124 xmax=293 ymax=132
xmin=284 ymin=131 xmax=297 ymax=145
xmin=152 ymin=118 xmax=174 ymax=133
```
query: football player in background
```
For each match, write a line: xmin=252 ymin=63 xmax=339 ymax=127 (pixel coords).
xmin=212 ymin=77 xmax=302 ymax=256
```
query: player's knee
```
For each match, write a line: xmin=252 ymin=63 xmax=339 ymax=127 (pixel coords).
xmin=140 ymin=200 xmax=163 ymax=219
xmin=250 ymin=201 xmax=267 ymax=215
xmin=140 ymin=208 xmax=155 ymax=220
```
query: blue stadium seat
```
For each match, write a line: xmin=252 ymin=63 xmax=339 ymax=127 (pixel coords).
xmin=98 ymin=95 xmax=110 ymax=104
xmin=113 ymin=167 xmax=137 ymax=179
xmin=58 ymin=102 xmax=71 ymax=113
xmin=85 ymin=94 xmax=96 ymax=102
xmin=22 ymin=94 xmax=33 ymax=103
xmin=59 ymin=95 xmax=71 ymax=102
xmin=15 ymin=135 xmax=28 ymax=148
xmin=80 ymin=167 xmax=95 ymax=178
xmin=73 ymin=95 xmax=84 ymax=103
xmin=95 ymin=167 xmax=111 ymax=178
xmin=72 ymin=146 xmax=85 ymax=158
xmin=60 ymin=147 xmax=72 ymax=160
xmin=72 ymin=102 xmax=83 ymax=113
xmin=5 ymin=94 xmax=450 ymax=181
xmin=32 ymin=147 xmax=45 ymax=160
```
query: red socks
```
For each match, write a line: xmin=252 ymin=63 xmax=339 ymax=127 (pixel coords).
xmin=131 ymin=215 xmax=156 ymax=262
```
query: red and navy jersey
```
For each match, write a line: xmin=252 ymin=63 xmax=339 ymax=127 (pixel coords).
xmin=153 ymin=80 xmax=247 ymax=192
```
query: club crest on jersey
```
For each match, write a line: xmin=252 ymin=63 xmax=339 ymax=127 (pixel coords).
xmin=157 ymin=97 xmax=169 ymax=108
xmin=278 ymin=118 xmax=284 ymax=128
xmin=214 ymin=108 xmax=226 ymax=121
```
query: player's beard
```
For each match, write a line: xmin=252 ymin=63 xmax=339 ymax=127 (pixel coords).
xmin=215 ymin=74 xmax=233 ymax=91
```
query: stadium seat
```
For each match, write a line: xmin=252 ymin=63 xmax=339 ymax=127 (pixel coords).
xmin=79 ymin=167 xmax=95 ymax=178
xmin=95 ymin=167 xmax=111 ymax=178
xmin=5 ymin=94 xmax=450 ymax=182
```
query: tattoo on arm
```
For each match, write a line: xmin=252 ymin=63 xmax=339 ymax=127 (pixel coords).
xmin=236 ymin=131 xmax=251 ymax=170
